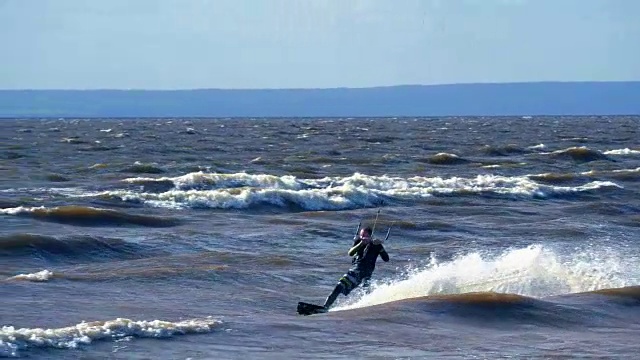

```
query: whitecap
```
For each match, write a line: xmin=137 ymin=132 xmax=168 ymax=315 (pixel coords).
xmin=0 ymin=317 xmax=221 ymax=357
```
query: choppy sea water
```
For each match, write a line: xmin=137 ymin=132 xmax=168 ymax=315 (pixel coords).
xmin=1 ymin=116 xmax=639 ymax=359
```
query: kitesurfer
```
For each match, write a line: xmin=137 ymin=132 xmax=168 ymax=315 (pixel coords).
xmin=323 ymin=226 xmax=389 ymax=309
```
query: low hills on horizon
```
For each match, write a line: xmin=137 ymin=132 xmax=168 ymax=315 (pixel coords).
xmin=0 ymin=81 xmax=639 ymax=118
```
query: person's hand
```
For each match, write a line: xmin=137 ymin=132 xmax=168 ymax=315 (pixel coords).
xmin=360 ymin=236 xmax=372 ymax=244
xmin=372 ymin=238 xmax=383 ymax=245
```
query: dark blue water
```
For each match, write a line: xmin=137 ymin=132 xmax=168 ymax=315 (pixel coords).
xmin=1 ymin=116 xmax=640 ymax=358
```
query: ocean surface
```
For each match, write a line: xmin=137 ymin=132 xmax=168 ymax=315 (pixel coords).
xmin=1 ymin=116 xmax=639 ymax=359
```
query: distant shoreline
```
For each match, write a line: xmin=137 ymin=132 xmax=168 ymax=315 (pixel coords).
xmin=1 ymin=81 xmax=639 ymax=117
xmin=1 ymin=115 xmax=636 ymax=120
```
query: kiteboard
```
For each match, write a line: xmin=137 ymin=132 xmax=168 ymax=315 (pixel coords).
xmin=297 ymin=302 xmax=327 ymax=316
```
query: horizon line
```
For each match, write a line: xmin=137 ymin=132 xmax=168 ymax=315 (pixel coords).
xmin=2 ymin=80 xmax=639 ymax=92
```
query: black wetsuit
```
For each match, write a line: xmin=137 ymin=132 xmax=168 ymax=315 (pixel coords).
xmin=323 ymin=238 xmax=389 ymax=309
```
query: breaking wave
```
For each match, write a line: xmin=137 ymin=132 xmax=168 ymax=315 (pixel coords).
xmin=124 ymin=172 xmax=306 ymax=191
xmin=0 ymin=317 xmax=221 ymax=357
xmin=93 ymin=172 xmax=624 ymax=210
xmin=7 ymin=269 xmax=54 ymax=282
xmin=603 ymin=148 xmax=640 ymax=156
xmin=334 ymin=244 xmax=640 ymax=311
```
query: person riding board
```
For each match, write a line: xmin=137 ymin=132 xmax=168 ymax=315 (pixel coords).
xmin=323 ymin=226 xmax=389 ymax=309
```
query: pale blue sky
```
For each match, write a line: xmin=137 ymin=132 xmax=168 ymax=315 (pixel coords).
xmin=1 ymin=0 xmax=638 ymax=89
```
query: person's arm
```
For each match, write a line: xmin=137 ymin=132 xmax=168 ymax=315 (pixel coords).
xmin=348 ymin=241 xmax=364 ymax=256
xmin=379 ymin=245 xmax=389 ymax=262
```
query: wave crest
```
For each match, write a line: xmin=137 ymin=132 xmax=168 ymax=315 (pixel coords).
xmin=334 ymin=244 xmax=638 ymax=311
xmin=0 ymin=206 xmax=182 ymax=227
xmin=88 ymin=172 xmax=623 ymax=210
xmin=120 ymin=162 xmax=165 ymax=174
xmin=0 ymin=317 xmax=221 ymax=357
xmin=0 ymin=233 xmax=145 ymax=260
xmin=426 ymin=153 xmax=469 ymax=165
xmin=481 ymin=144 xmax=528 ymax=156
xmin=7 ymin=269 xmax=54 ymax=282
xmin=549 ymin=146 xmax=612 ymax=162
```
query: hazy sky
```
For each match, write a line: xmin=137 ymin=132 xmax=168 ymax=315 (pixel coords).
xmin=1 ymin=0 xmax=639 ymax=89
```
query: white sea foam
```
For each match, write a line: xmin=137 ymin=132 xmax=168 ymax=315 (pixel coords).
xmin=8 ymin=270 xmax=54 ymax=282
xmin=123 ymin=171 xmax=304 ymax=191
xmin=0 ymin=206 xmax=46 ymax=215
xmin=0 ymin=187 xmax=82 ymax=196
xmin=612 ymin=167 xmax=640 ymax=174
xmin=603 ymin=148 xmax=640 ymax=155
xmin=5 ymin=173 xmax=622 ymax=212
xmin=0 ymin=317 xmax=221 ymax=357
xmin=106 ymin=172 xmax=622 ymax=210
xmin=334 ymin=244 xmax=639 ymax=311
xmin=528 ymin=144 xmax=546 ymax=150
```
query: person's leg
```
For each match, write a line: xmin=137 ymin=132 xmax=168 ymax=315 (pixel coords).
xmin=323 ymin=283 xmax=344 ymax=309
xmin=323 ymin=272 xmax=359 ymax=309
